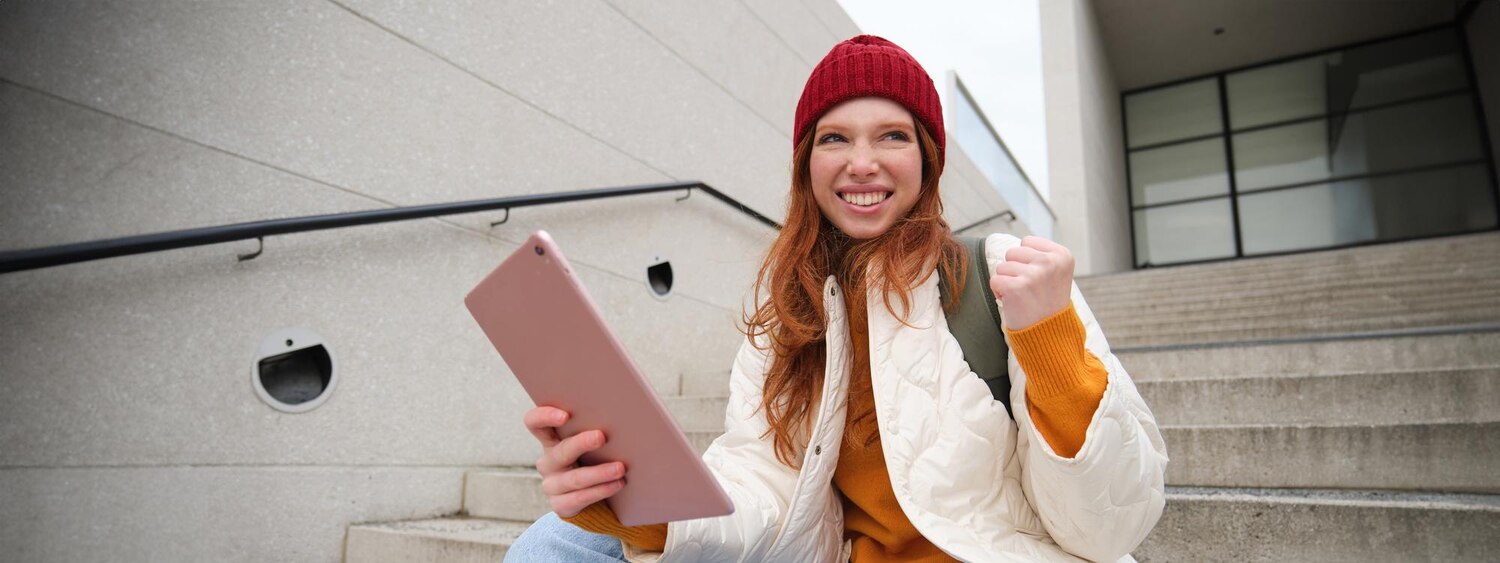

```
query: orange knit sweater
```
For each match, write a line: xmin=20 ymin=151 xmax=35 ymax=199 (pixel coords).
xmin=562 ymin=296 xmax=1109 ymax=557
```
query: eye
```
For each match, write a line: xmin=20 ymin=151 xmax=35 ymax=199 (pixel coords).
xmin=817 ymin=133 xmax=846 ymax=144
xmin=884 ymin=131 xmax=911 ymax=141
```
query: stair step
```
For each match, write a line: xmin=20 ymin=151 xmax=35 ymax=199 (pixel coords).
xmin=1136 ymin=487 xmax=1500 ymax=561
xmin=1082 ymin=241 xmax=1500 ymax=289
xmin=662 ymin=395 xmax=729 ymax=431
xmin=1115 ymin=328 xmax=1500 ymax=381
xmin=464 ymin=469 xmax=550 ymax=522
xmin=1093 ymin=288 xmax=1500 ymax=330
xmin=1162 ymin=421 xmax=1500 ymax=493
xmin=1087 ymin=272 xmax=1500 ymax=304
xmin=463 ymin=433 xmax=721 ymax=522
xmin=1104 ymin=316 xmax=1500 ymax=348
xmin=349 ymin=490 xmax=1500 ymax=562
xmin=1078 ymin=232 xmax=1500 ymax=295
xmin=1138 ymin=367 xmax=1500 ymax=426
xmin=681 ymin=369 xmax=731 ymax=397
xmin=1082 ymin=266 xmax=1500 ymax=305
xmin=344 ymin=517 xmax=531 ymax=563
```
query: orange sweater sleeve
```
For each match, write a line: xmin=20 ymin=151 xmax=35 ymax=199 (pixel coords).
xmin=1003 ymin=302 xmax=1110 ymax=458
xmin=560 ymin=502 xmax=668 ymax=552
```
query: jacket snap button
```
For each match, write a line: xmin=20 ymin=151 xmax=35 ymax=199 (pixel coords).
xmin=814 ymin=445 xmax=822 ymax=455
xmin=830 ymin=287 xmax=837 ymax=296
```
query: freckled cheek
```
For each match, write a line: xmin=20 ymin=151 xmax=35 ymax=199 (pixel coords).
xmin=895 ymin=161 xmax=923 ymax=193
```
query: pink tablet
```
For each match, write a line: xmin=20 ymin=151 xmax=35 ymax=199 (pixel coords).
xmin=464 ymin=230 xmax=733 ymax=526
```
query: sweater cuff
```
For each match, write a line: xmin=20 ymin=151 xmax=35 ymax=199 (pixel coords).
xmin=561 ymin=502 xmax=668 ymax=552
xmin=1003 ymin=302 xmax=1110 ymax=457
xmin=1002 ymin=302 xmax=1105 ymax=401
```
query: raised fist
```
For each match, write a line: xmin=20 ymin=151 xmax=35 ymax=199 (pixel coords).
xmin=989 ymin=236 xmax=1075 ymax=331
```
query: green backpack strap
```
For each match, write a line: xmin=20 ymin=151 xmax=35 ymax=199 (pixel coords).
xmin=939 ymin=235 xmax=1014 ymax=420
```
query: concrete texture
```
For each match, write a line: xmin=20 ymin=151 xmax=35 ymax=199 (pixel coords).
xmin=331 ymin=0 xmax=792 ymax=222
xmin=681 ymin=368 xmax=734 ymax=397
xmin=1163 ymin=422 xmax=1500 ymax=493
xmin=1138 ymin=367 xmax=1500 ymax=425
xmin=1136 ymin=487 xmax=1500 ymax=562
xmin=741 ymin=0 xmax=848 ymax=67
xmin=463 ymin=470 xmax=551 ymax=523
xmin=345 ymin=517 xmax=529 ymax=563
xmin=482 ymin=191 xmax=775 ymax=313
xmin=661 ymin=395 xmax=732 ymax=431
xmin=0 ymin=215 xmax=740 ymax=468
xmin=1117 ymin=329 xmax=1500 ymax=382
xmin=600 ymin=0 xmax=808 ymax=138
xmin=0 ymin=0 xmax=669 ymax=217
xmin=1079 ymin=232 xmax=1500 ymax=347
xmin=0 ymin=465 xmax=472 ymax=563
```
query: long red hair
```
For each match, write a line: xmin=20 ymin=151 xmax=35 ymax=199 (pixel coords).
xmin=742 ymin=118 xmax=967 ymax=468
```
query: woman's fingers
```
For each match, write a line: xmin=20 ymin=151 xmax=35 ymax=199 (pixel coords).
xmin=1021 ymin=235 xmax=1067 ymax=253
xmin=1003 ymin=245 xmax=1044 ymax=264
xmin=993 ymin=260 xmax=1028 ymax=278
xmin=537 ymin=429 xmax=607 ymax=474
xmin=550 ymin=477 xmax=627 ymax=518
xmin=541 ymin=461 xmax=627 ymax=496
xmin=523 ymin=406 xmax=569 ymax=448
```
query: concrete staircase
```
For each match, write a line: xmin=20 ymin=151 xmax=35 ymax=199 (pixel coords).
xmin=344 ymin=232 xmax=1500 ymax=561
xmin=1092 ymin=232 xmax=1500 ymax=561
xmin=343 ymin=400 xmax=723 ymax=561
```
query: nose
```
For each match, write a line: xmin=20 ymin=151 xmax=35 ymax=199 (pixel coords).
xmin=847 ymin=145 xmax=879 ymax=178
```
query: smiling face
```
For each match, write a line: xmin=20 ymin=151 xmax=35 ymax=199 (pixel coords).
xmin=808 ymin=97 xmax=924 ymax=241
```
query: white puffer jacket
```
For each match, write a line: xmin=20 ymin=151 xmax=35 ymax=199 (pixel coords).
xmin=626 ymin=233 xmax=1169 ymax=562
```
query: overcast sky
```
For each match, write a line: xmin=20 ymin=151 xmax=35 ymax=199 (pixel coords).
xmin=835 ymin=0 xmax=1051 ymax=199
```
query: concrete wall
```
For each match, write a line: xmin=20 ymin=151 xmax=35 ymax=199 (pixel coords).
xmin=1039 ymin=0 xmax=1133 ymax=276
xmin=0 ymin=1 xmax=1017 ymax=561
xmin=1468 ymin=0 xmax=1500 ymax=176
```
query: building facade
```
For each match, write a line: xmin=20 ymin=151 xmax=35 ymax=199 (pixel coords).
xmin=3 ymin=0 xmax=1496 ymax=560
xmin=1042 ymin=0 xmax=1499 ymax=275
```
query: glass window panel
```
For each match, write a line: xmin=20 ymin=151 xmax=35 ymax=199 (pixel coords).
xmin=1228 ymin=57 xmax=1331 ymax=129
xmin=1233 ymin=94 xmax=1484 ymax=191
xmin=1134 ymin=198 xmax=1237 ymax=267
xmin=1226 ymin=30 xmax=1467 ymax=130
xmin=1126 ymin=79 xmax=1222 ymax=148
xmin=1337 ymin=29 xmax=1468 ymax=111
xmin=1130 ymin=138 xmax=1231 ymax=206
xmin=1238 ymin=165 xmax=1497 ymax=255
xmin=1232 ymin=120 xmax=1329 ymax=191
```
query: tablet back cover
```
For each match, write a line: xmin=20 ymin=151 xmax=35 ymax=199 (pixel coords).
xmin=464 ymin=230 xmax=732 ymax=526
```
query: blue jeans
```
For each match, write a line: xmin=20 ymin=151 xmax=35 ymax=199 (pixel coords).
xmin=505 ymin=512 xmax=628 ymax=562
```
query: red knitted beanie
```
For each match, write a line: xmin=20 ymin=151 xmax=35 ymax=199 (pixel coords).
xmin=794 ymin=34 xmax=945 ymax=169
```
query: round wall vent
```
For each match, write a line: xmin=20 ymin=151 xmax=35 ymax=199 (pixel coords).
xmin=252 ymin=328 xmax=337 ymax=413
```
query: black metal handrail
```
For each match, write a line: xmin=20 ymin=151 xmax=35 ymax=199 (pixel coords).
xmin=955 ymin=210 xmax=1016 ymax=234
xmin=0 ymin=180 xmax=779 ymax=274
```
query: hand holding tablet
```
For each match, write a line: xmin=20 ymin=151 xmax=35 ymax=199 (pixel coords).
xmin=464 ymin=230 xmax=733 ymax=526
xmin=523 ymin=405 xmax=627 ymax=518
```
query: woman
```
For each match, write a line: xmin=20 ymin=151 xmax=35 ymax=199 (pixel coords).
xmin=508 ymin=35 xmax=1167 ymax=562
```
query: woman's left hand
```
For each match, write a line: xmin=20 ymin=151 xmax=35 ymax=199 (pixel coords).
xmin=989 ymin=235 xmax=1075 ymax=331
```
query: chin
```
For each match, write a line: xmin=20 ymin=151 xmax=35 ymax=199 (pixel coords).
xmin=836 ymin=221 xmax=894 ymax=240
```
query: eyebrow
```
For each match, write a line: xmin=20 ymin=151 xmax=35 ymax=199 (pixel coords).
xmin=815 ymin=120 xmax=915 ymax=133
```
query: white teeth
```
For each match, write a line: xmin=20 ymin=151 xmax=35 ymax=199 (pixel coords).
xmin=842 ymin=192 xmax=889 ymax=206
